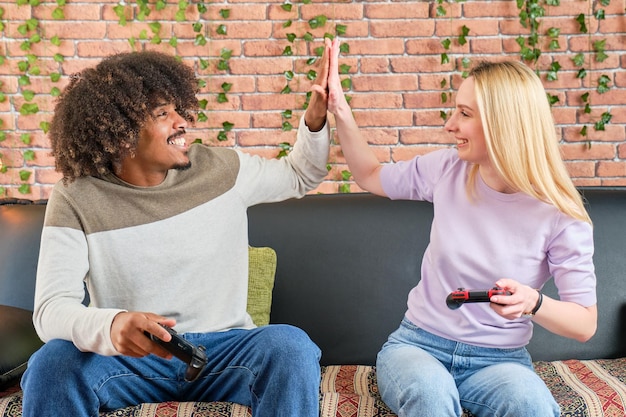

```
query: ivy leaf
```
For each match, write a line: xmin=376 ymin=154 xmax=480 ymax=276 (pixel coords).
xmin=283 ymin=20 xmax=292 ymax=29
xmin=198 ymin=99 xmax=208 ymax=110
xmin=21 ymin=133 xmax=32 ymax=144
xmin=594 ymin=9 xmax=605 ymax=20
xmin=281 ymin=85 xmax=291 ymax=94
xmin=50 ymin=87 xmax=61 ymax=97
xmin=308 ymin=15 xmax=327 ymax=29
xmin=458 ymin=26 xmax=470 ymax=45
xmin=197 ymin=112 xmax=207 ymax=122
xmin=217 ymin=92 xmax=228 ymax=103
xmin=219 ymin=9 xmax=230 ymax=19
xmin=23 ymin=150 xmax=35 ymax=161
xmin=194 ymin=34 xmax=207 ymax=46
xmin=217 ymin=131 xmax=228 ymax=141
xmin=284 ymin=71 xmax=294 ymax=81
xmin=336 ymin=24 xmax=347 ymax=36
xmin=547 ymin=93 xmax=559 ymax=106
xmin=18 ymin=184 xmax=31 ymax=195
xmin=217 ymin=60 xmax=229 ymax=71
xmin=216 ymin=24 xmax=227 ymax=35
xmin=149 ymin=22 xmax=161 ymax=34
xmin=220 ymin=48 xmax=233 ymax=60
xmin=222 ymin=121 xmax=234 ymax=132
xmin=441 ymin=38 xmax=451 ymax=50
xmin=286 ymin=33 xmax=296 ymax=42
xmin=20 ymin=103 xmax=39 ymax=115
xmin=302 ymin=32 xmax=314 ymax=42
xmin=282 ymin=110 xmax=292 ymax=119
xmin=594 ymin=111 xmax=612 ymax=131
xmin=276 ymin=142 xmax=292 ymax=158
xmin=306 ymin=70 xmax=317 ymax=80
xmin=440 ymin=53 xmax=449 ymax=65
xmin=23 ymin=90 xmax=35 ymax=101
xmin=573 ymin=53 xmax=585 ymax=67
xmin=596 ymin=75 xmax=610 ymax=94
xmin=221 ymin=82 xmax=232 ymax=93
xmin=20 ymin=170 xmax=32 ymax=181
xmin=340 ymin=78 xmax=351 ymax=89
xmin=339 ymin=64 xmax=351 ymax=74
xmin=52 ymin=7 xmax=64 ymax=19
xmin=575 ymin=14 xmax=587 ymax=33
xmin=281 ymin=3 xmax=292 ymax=12
xmin=281 ymin=121 xmax=293 ymax=132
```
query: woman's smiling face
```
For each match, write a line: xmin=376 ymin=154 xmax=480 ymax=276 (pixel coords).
xmin=444 ymin=76 xmax=490 ymax=167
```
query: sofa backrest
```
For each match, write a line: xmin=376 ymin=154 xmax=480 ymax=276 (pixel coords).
xmin=1 ymin=188 xmax=625 ymax=376
xmin=248 ymin=188 xmax=626 ymax=365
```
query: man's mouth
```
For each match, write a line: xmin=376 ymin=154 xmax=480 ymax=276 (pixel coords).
xmin=167 ymin=135 xmax=186 ymax=147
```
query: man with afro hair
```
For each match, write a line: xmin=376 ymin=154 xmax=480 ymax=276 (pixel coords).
xmin=21 ymin=43 xmax=332 ymax=417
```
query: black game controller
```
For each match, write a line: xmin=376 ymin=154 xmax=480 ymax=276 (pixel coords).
xmin=145 ymin=324 xmax=208 ymax=382
xmin=446 ymin=287 xmax=512 ymax=310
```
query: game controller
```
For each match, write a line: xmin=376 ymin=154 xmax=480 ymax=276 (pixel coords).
xmin=446 ymin=287 xmax=512 ymax=310
xmin=145 ymin=324 xmax=208 ymax=382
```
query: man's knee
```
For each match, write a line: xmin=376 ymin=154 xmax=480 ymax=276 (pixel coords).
xmin=257 ymin=324 xmax=321 ymax=360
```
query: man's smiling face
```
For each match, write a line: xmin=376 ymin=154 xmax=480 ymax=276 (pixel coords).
xmin=115 ymin=101 xmax=191 ymax=187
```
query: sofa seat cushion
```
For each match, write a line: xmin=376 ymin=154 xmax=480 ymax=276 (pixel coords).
xmin=2 ymin=360 xmax=625 ymax=416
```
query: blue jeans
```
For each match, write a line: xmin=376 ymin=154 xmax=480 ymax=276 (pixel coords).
xmin=21 ymin=324 xmax=321 ymax=417
xmin=376 ymin=318 xmax=560 ymax=417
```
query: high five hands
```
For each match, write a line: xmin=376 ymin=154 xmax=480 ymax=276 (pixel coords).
xmin=306 ymin=37 xmax=349 ymax=131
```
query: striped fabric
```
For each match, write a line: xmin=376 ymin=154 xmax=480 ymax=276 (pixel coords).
xmin=2 ymin=359 xmax=625 ymax=416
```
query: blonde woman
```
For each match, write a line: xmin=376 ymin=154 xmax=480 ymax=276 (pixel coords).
xmin=327 ymin=39 xmax=596 ymax=417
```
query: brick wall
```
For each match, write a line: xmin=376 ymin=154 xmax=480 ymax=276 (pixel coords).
xmin=1 ymin=0 xmax=625 ymax=198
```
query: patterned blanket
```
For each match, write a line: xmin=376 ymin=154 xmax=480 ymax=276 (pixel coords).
xmin=2 ymin=359 xmax=625 ymax=417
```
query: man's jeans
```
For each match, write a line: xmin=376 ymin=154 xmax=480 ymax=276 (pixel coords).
xmin=21 ymin=324 xmax=321 ymax=417
xmin=376 ymin=317 xmax=560 ymax=417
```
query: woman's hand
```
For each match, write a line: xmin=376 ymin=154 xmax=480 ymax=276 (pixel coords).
xmin=488 ymin=278 xmax=540 ymax=320
xmin=305 ymin=38 xmax=332 ymax=132
xmin=110 ymin=311 xmax=176 ymax=358
xmin=490 ymin=278 xmax=597 ymax=342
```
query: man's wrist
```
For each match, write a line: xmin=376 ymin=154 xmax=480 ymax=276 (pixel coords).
xmin=304 ymin=114 xmax=327 ymax=132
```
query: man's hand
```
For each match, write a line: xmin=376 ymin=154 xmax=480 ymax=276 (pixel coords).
xmin=305 ymin=37 xmax=332 ymax=132
xmin=110 ymin=311 xmax=176 ymax=358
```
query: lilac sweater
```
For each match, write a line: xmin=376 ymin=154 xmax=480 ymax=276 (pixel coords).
xmin=380 ymin=149 xmax=596 ymax=348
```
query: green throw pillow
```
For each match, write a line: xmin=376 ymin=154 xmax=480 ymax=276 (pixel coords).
xmin=247 ymin=246 xmax=277 ymax=326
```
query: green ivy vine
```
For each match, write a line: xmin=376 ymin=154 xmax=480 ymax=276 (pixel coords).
xmin=0 ymin=0 xmax=617 ymax=196
xmin=515 ymin=0 xmax=613 ymax=145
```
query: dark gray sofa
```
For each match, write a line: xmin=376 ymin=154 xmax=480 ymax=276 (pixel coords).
xmin=1 ymin=188 xmax=625 ymax=417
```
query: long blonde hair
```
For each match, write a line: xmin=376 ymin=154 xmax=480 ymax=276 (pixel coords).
xmin=467 ymin=61 xmax=591 ymax=224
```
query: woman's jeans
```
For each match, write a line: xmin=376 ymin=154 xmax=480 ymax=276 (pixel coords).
xmin=376 ymin=318 xmax=560 ymax=417
xmin=21 ymin=324 xmax=321 ymax=417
